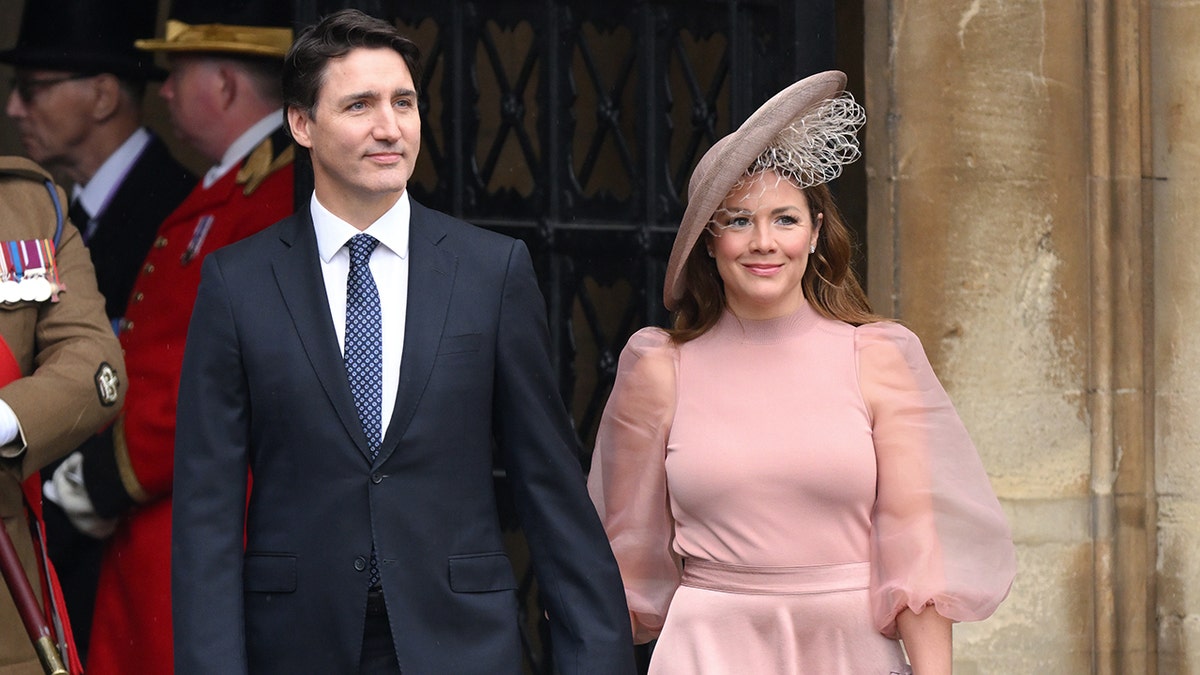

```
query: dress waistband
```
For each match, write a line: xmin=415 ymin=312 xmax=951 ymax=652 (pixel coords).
xmin=680 ymin=559 xmax=870 ymax=596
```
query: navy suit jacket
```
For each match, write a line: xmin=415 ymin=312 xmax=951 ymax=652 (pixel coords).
xmin=86 ymin=133 xmax=194 ymax=319
xmin=172 ymin=199 xmax=634 ymax=674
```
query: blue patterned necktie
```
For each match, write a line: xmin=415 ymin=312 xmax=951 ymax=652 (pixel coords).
xmin=344 ymin=233 xmax=383 ymax=588
xmin=345 ymin=234 xmax=383 ymax=453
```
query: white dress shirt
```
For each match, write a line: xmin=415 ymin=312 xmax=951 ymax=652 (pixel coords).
xmin=311 ymin=192 xmax=410 ymax=439
xmin=71 ymin=126 xmax=152 ymax=238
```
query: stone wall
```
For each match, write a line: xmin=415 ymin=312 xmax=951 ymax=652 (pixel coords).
xmin=1152 ymin=0 xmax=1200 ymax=670
xmin=864 ymin=0 xmax=1164 ymax=671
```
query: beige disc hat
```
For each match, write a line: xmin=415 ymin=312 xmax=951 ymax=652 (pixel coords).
xmin=135 ymin=20 xmax=292 ymax=58
xmin=134 ymin=0 xmax=293 ymax=59
xmin=663 ymin=70 xmax=861 ymax=311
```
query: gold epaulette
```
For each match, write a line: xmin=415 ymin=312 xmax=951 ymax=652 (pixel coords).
xmin=235 ymin=137 xmax=294 ymax=197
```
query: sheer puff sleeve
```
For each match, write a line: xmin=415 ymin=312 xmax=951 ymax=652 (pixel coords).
xmin=856 ymin=322 xmax=1016 ymax=639
xmin=588 ymin=327 xmax=680 ymax=644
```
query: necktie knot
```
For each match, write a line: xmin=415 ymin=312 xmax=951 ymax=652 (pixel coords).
xmin=348 ymin=233 xmax=380 ymax=268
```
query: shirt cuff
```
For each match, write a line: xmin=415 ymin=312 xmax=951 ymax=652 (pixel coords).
xmin=0 ymin=398 xmax=26 ymax=457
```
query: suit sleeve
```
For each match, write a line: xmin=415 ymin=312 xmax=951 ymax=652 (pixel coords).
xmin=490 ymin=240 xmax=636 ymax=674
xmin=171 ymin=253 xmax=251 ymax=675
xmin=0 ymin=221 xmax=125 ymax=478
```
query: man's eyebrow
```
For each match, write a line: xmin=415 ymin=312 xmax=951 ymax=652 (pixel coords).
xmin=337 ymin=87 xmax=417 ymax=105
xmin=337 ymin=89 xmax=379 ymax=105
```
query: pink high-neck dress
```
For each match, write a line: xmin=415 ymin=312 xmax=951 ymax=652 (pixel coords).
xmin=588 ymin=302 xmax=1016 ymax=674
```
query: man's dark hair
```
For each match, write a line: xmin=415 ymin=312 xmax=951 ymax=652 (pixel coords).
xmin=282 ymin=8 xmax=422 ymax=119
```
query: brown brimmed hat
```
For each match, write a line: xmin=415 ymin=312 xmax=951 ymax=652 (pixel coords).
xmin=663 ymin=70 xmax=862 ymax=311
xmin=135 ymin=0 xmax=293 ymax=59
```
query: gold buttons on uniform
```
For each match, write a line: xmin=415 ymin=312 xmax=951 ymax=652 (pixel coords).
xmin=119 ymin=319 xmax=134 ymax=333
xmin=144 ymin=263 xmax=155 ymax=274
xmin=154 ymin=237 xmax=168 ymax=248
xmin=133 ymin=292 xmax=144 ymax=303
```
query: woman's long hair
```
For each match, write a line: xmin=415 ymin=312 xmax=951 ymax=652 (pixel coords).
xmin=667 ymin=179 xmax=880 ymax=343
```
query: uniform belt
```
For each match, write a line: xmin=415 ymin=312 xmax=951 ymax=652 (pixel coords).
xmin=680 ymin=559 xmax=870 ymax=595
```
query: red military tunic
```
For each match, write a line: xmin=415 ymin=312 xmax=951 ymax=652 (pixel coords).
xmin=86 ymin=132 xmax=294 ymax=675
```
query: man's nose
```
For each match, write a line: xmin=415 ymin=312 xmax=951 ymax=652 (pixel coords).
xmin=5 ymin=88 xmax=27 ymax=118
xmin=373 ymin=107 xmax=403 ymax=141
xmin=158 ymin=76 xmax=174 ymax=102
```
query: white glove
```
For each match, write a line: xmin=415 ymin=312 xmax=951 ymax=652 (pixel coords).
xmin=43 ymin=452 xmax=118 ymax=539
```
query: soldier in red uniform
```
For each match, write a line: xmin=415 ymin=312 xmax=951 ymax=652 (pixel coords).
xmin=42 ymin=2 xmax=296 ymax=672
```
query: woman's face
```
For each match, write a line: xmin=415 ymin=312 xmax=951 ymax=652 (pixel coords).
xmin=707 ymin=170 xmax=821 ymax=320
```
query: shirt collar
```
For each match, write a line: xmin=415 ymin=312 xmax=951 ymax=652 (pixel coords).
xmin=73 ymin=127 xmax=152 ymax=216
xmin=202 ymin=111 xmax=284 ymax=188
xmin=312 ymin=191 xmax=410 ymax=263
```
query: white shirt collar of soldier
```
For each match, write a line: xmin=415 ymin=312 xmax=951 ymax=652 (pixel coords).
xmin=202 ymin=111 xmax=284 ymax=189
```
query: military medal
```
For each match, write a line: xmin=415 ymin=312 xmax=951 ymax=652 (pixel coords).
xmin=0 ymin=240 xmax=63 ymax=303
xmin=19 ymin=240 xmax=51 ymax=302
xmin=181 ymin=215 xmax=214 ymax=265
xmin=0 ymin=245 xmax=18 ymax=303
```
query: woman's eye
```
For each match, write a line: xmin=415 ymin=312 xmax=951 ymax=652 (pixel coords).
xmin=774 ymin=216 xmax=799 ymax=229
xmin=724 ymin=217 xmax=752 ymax=230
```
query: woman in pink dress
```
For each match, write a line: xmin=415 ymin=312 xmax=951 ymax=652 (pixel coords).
xmin=588 ymin=71 xmax=1016 ymax=674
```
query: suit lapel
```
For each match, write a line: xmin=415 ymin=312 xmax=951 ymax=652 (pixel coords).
xmin=271 ymin=211 xmax=375 ymax=461
xmin=375 ymin=201 xmax=456 ymax=464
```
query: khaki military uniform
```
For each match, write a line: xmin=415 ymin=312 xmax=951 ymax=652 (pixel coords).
xmin=0 ymin=156 xmax=125 ymax=674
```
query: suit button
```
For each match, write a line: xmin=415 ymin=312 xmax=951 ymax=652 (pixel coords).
xmin=354 ymin=556 xmax=367 ymax=572
xmin=144 ymin=263 xmax=155 ymax=274
xmin=371 ymin=472 xmax=383 ymax=484
xmin=133 ymin=292 xmax=144 ymax=303
xmin=119 ymin=319 xmax=133 ymax=333
xmin=154 ymin=237 xmax=168 ymax=248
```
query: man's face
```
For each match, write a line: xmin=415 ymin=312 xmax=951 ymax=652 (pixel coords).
xmin=5 ymin=69 xmax=97 ymax=169
xmin=288 ymin=47 xmax=421 ymax=215
xmin=159 ymin=55 xmax=227 ymax=163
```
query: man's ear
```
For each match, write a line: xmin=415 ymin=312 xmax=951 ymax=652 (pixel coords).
xmin=214 ymin=63 xmax=239 ymax=110
xmin=287 ymin=106 xmax=313 ymax=149
xmin=90 ymin=74 xmax=122 ymax=122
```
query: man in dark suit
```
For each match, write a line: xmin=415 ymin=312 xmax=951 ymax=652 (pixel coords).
xmin=0 ymin=0 xmax=193 ymax=659
xmin=2 ymin=0 xmax=195 ymax=324
xmin=173 ymin=9 xmax=634 ymax=674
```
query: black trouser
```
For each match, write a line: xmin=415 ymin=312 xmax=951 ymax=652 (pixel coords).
xmin=360 ymin=588 xmax=400 ymax=673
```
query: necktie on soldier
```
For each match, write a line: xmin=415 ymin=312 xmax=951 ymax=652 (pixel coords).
xmin=344 ymin=233 xmax=383 ymax=588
